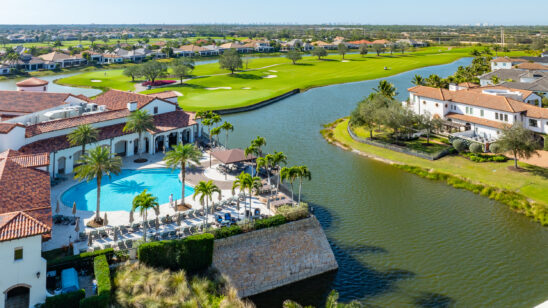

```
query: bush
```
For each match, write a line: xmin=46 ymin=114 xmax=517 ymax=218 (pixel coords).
xmin=452 ymin=139 xmax=467 ymax=152
xmin=46 ymin=248 xmax=114 ymax=271
xmin=44 ymin=289 xmax=85 ymax=308
xmin=469 ymin=143 xmax=483 ymax=153
xmin=254 ymin=215 xmax=287 ymax=230
xmin=544 ymin=136 xmax=548 ymax=151
xmin=462 ymin=152 xmax=508 ymax=163
xmin=212 ymin=224 xmax=243 ymax=239
xmin=79 ymin=293 xmax=110 ymax=308
xmin=489 ymin=143 xmax=502 ymax=154
xmin=276 ymin=203 xmax=310 ymax=221
xmin=138 ymin=233 xmax=214 ymax=272
xmin=94 ymin=255 xmax=111 ymax=297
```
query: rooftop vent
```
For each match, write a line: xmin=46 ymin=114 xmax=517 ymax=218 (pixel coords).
xmin=127 ymin=101 xmax=138 ymax=112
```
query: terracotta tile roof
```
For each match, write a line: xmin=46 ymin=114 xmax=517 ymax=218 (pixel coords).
xmin=348 ymin=40 xmax=373 ymax=45
xmin=16 ymin=77 xmax=49 ymax=87
xmin=458 ymin=82 xmax=480 ymax=88
xmin=74 ymin=94 xmax=91 ymax=102
xmin=516 ymin=62 xmax=548 ymax=70
xmin=149 ymin=110 xmax=196 ymax=134
xmin=93 ymin=89 xmax=174 ymax=111
xmin=39 ymin=51 xmax=83 ymax=62
xmin=371 ymin=39 xmax=389 ymax=44
xmin=0 ymin=211 xmax=50 ymax=242
xmin=0 ymin=123 xmax=23 ymax=134
xmin=0 ymin=91 xmax=71 ymax=114
xmin=177 ymin=45 xmax=208 ymax=52
xmin=148 ymin=91 xmax=180 ymax=99
xmin=445 ymin=113 xmax=509 ymax=129
xmin=0 ymin=150 xmax=50 ymax=167
xmin=25 ymin=109 xmax=130 ymax=138
xmin=491 ymin=57 xmax=527 ymax=63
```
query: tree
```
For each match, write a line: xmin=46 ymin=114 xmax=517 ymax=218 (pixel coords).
xmin=311 ymin=47 xmax=327 ymax=60
xmin=416 ymin=112 xmax=442 ymax=144
xmin=132 ymin=189 xmax=159 ymax=242
xmin=425 ymin=74 xmax=446 ymax=88
xmin=359 ymin=44 xmax=368 ymax=57
xmin=219 ymin=48 xmax=242 ymax=74
xmin=140 ymin=60 xmax=167 ymax=83
xmin=283 ymin=290 xmax=360 ymax=308
xmin=245 ymin=145 xmax=260 ymax=177
xmin=163 ymin=143 xmax=202 ymax=207
xmin=232 ymin=172 xmax=261 ymax=222
xmin=74 ymin=146 xmax=122 ymax=224
xmin=399 ymin=43 xmax=408 ymax=54
xmin=219 ymin=121 xmax=234 ymax=148
xmin=123 ymin=110 xmax=156 ymax=159
xmin=389 ymin=43 xmax=398 ymax=55
xmin=493 ymin=45 xmax=501 ymax=56
xmin=372 ymin=43 xmax=385 ymax=56
xmin=531 ymin=38 xmax=545 ymax=51
xmin=295 ymin=166 xmax=311 ymax=205
xmin=470 ymin=49 xmax=482 ymax=57
xmin=338 ymin=43 xmax=348 ymax=59
xmin=491 ymin=75 xmax=500 ymax=85
xmin=411 ymin=74 xmax=425 ymax=86
xmin=270 ymin=151 xmax=288 ymax=193
xmin=123 ymin=65 xmax=142 ymax=82
xmin=121 ymin=34 xmax=129 ymax=44
xmin=373 ymin=80 xmax=398 ymax=99
xmin=193 ymin=180 xmax=221 ymax=229
xmin=257 ymin=155 xmax=274 ymax=190
xmin=202 ymin=112 xmax=221 ymax=166
xmin=497 ymin=123 xmax=540 ymax=168
xmin=286 ymin=50 xmax=302 ymax=65
xmin=171 ymin=57 xmax=195 ymax=84
xmin=67 ymin=124 xmax=99 ymax=156
xmin=280 ymin=166 xmax=298 ymax=202
xmin=210 ymin=126 xmax=221 ymax=147
xmin=350 ymin=97 xmax=379 ymax=139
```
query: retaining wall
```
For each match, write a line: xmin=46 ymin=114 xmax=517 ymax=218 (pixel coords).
xmin=212 ymin=216 xmax=338 ymax=297
xmin=216 ymin=89 xmax=300 ymax=115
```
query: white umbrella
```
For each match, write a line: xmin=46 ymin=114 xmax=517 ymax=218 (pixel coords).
xmin=74 ymin=218 xmax=80 ymax=233
xmin=72 ymin=202 xmax=77 ymax=217
xmin=176 ymin=212 xmax=182 ymax=226
xmin=113 ymin=228 xmax=118 ymax=242
xmin=155 ymin=217 xmax=160 ymax=231
xmin=129 ymin=210 xmax=134 ymax=225
xmin=55 ymin=200 xmax=60 ymax=214
xmin=103 ymin=213 xmax=108 ymax=226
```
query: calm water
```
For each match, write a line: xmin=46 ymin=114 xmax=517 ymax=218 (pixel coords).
xmin=216 ymin=58 xmax=548 ymax=307
xmin=61 ymin=168 xmax=194 ymax=212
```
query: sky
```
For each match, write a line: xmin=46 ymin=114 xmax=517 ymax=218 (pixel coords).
xmin=1 ymin=0 xmax=547 ymax=25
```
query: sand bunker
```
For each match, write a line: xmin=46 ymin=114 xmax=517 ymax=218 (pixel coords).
xmin=205 ymin=87 xmax=232 ymax=90
xmin=91 ymin=80 xmax=102 ymax=82
xmin=173 ymin=91 xmax=184 ymax=96
xmin=241 ymin=87 xmax=251 ymax=90
xmin=268 ymin=70 xmax=278 ymax=72
xmin=263 ymin=75 xmax=278 ymax=79
xmin=341 ymin=60 xmax=350 ymax=62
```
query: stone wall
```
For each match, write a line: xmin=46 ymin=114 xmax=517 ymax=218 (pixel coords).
xmin=212 ymin=216 xmax=338 ymax=297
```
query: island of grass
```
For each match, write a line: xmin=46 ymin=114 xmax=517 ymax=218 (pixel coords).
xmin=323 ymin=118 xmax=548 ymax=225
xmin=56 ymin=47 xmax=527 ymax=111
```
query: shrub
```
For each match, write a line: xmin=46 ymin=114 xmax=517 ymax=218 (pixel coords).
xmin=138 ymin=233 xmax=214 ymax=272
xmin=469 ymin=143 xmax=483 ymax=153
xmin=489 ymin=143 xmax=502 ymax=154
xmin=94 ymin=254 xmax=111 ymax=297
xmin=276 ymin=203 xmax=310 ymax=221
xmin=79 ymin=293 xmax=110 ymax=308
xmin=141 ymin=80 xmax=176 ymax=86
xmin=46 ymin=248 xmax=114 ymax=271
xmin=212 ymin=224 xmax=243 ymax=239
xmin=254 ymin=214 xmax=287 ymax=230
xmin=462 ymin=152 xmax=508 ymax=163
xmin=544 ymin=136 xmax=548 ymax=151
xmin=452 ymin=139 xmax=467 ymax=152
xmin=44 ymin=289 xmax=85 ymax=308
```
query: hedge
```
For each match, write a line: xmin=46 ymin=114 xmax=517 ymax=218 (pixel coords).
xmin=138 ymin=233 xmax=214 ymax=272
xmin=47 ymin=248 xmax=114 ymax=271
xmin=212 ymin=224 xmax=243 ymax=239
xmin=79 ymin=293 xmax=110 ymax=308
xmin=78 ymin=255 xmax=111 ymax=308
xmin=254 ymin=214 xmax=287 ymax=230
xmin=44 ymin=289 xmax=85 ymax=308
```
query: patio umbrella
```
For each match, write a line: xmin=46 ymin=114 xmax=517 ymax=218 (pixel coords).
xmin=87 ymin=232 xmax=92 ymax=247
xmin=155 ymin=217 xmax=160 ymax=231
xmin=55 ymin=200 xmax=60 ymax=214
xmin=236 ymin=199 xmax=241 ymax=220
xmin=74 ymin=218 xmax=80 ymax=233
xmin=113 ymin=228 xmax=118 ymax=242
xmin=103 ymin=213 xmax=108 ymax=226
xmin=72 ymin=202 xmax=77 ymax=217
xmin=129 ymin=210 xmax=134 ymax=225
xmin=176 ymin=212 xmax=182 ymax=226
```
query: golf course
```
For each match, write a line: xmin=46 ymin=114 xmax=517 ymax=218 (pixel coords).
xmin=56 ymin=46 xmax=522 ymax=111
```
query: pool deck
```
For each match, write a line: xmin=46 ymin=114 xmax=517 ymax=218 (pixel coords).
xmin=44 ymin=152 xmax=276 ymax=252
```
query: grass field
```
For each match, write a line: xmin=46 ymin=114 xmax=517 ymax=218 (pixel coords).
xmin=331 ymin=118 xmax=548 ymax=206
xmin=56 ymin=47 xmax=529 ymax=111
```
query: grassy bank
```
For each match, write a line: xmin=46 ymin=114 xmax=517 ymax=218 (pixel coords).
xmin=56 ymin=46 xmax=521 ymax=112
xmin=325 ymin=118 xmax=548 ymax=225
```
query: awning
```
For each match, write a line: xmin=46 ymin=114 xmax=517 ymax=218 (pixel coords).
xmin=211 ymin=148 xmax=256 ymax=164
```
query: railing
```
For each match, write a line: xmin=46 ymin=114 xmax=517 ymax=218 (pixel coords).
xmin=347 ymin=125 xmax=453 ymax=161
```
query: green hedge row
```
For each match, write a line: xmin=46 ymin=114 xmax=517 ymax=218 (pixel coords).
xmin=79 ymin=293 xmax=109 ymax=308
xmin=254 ymin=214 xmax=287 ymax=230
xmin=79 ymin=254 xmax=111 ymax=308
xmin=47 ymin=248 xmax=114 ymax=270
xmin=211 ymin=224 xmax=243 ymax=239
xmin=44 ymin=289 xmax=85 ymax=308
xmin=462 ymin=153 xmax=508 ymax=163
xmin=138 ymin=233 xmax=214 ymax=272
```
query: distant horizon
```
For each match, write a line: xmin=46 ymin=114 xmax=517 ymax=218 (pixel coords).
xmin=1 ymin=0 xmax=548 ymax=26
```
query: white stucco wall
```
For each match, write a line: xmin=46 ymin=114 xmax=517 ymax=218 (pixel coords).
xmin=140 ymin=99 xmax=177 ymax=115
xmin=0 ymin=126 xmax=26 ymax=152
xmin=0 ymin=235 xmax=47 ymax=307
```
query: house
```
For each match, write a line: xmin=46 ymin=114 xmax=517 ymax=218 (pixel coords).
xmin=347 ymin=40 xmax=373 ymax=48
xmin=0 ymin=65 xmax=12 ymax=75
xmin=0 ymin=149 xmax=52 ymax=308
xmin=219 ymin=42 xmax=253 ymax=53
xmin=405 ymin=84 xmax=548 ymax=144
xmin=38 ymin=52 xmax=86 ymax=68
xmin=370 ymin=39 xmax=390 ymax=46
xmin=310 ymin=41 xmax=336 ymax=50
xmin=490 ymin=57 xmax=527 ymax=71
xmin=479 ymin=69 xmax=548 ymax=95
xmin=252 ymin=40 xmax=274 ymax=53
xmin=101 ymin=53 xmax=124 ymax=64
xmin=16 ymin=78 xmax=49 ymax=92
xmin=280 ymin=39 xmax=303 ymax=52
xmin=516 ymin=62 xmax=548 ymax=71
xmin=0 ymin=90 xmax=199 ymax=177
xmin=396 ymin=38 xmax=427 ymax=47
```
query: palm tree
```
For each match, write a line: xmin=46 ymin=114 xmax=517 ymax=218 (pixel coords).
xmin=251 ymin=136 xmax=267 ymax=157
xmin=132 ymin=189 xmax=159 ymax=242
xmin=123 ymin=110 xmax=155 ymax=159
xmin=210 ymin=126 xmax=221 ymax=147
xmin=201 ymin=112 xmax=221 ymax=167
xmin=245 ymin=145 xmax=260 ymax=176
xmin=74 ymin=146 xmax=122 ymax=224
xmin=270 ymin=151 xmax=288 ymax=193
xmin=256 ymin=155 xmax=272 ymax=188
xmin=280 ymin=166 xmax=298 ymax=202
xmin=411 ymin=74 xmax=425 ymax=86
xmin=67 ymin=124 xmax=99 ymax=156
xmin=373 ymin=80 xmax=398 ymax=99
xmin=193 ymin=180 xmax=221 ymax=229
xmin=294 ymin=166 xmax=311 ymax=205
xmin=219 ymin=121 xmax=234 ymax=148
xmin=232 ymin=172 xmax=261 ymax=221
xmin=163 ymin=143 xmax=202 ymax=207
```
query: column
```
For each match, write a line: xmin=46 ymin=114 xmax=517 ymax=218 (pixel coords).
xmin=127 ymin=137 xmax=135 ymax=157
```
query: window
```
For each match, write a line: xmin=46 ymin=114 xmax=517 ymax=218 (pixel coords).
xmin=435 ymin=103 xmax=439 ymax=107
xmin=14 ymin=248 xmax=23 ymax=261
xmin=153 ymin=106 xmax=158 ymax=114
xmin=504 ymin=114 xmax=508 ymax=122
xmin=480 ymin=110 xmax=484 ymax=117
xmin=422 ymin=101 xmax=426 ymax=105
xmin=495 ymin=113 xmax=499 ymax=120
xmin=529 ymin=119 xmax=538 ymax=127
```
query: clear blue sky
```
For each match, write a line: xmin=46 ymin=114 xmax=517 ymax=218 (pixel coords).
xmin=2 ymin=0 xmax=547 ymax=25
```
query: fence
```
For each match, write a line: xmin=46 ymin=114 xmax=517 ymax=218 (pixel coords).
xmin=347 ymin=125 xmax=452 ymax=161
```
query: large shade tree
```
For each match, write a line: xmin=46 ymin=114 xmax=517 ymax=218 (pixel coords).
xmin=311 ymin=47 xmax=327 ymax=60
xmin=219 ymin=48 xmax=242 ymax=74
xmin=286 ymin=50 xmax=302 ymax=64
xmin=163 ymin=143 xmax=202 ymax=207
xmin=74 ymin=146 xmax=122 ymax=224
xmin=497 ymin=123 xmax=541 ymax=168
xmin=141 ymin=60 xmax=167 ymax=83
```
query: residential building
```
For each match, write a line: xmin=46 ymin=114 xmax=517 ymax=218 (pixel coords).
xmin=396 ymin=38 xmax=427 ymax=47
xmin=38 ymin=52 xmax=86 ymax=68
xmin=490 ymin=57 xmax=527 ymax=71
xmin=479 ymin=69 xmax=548 ymax=95
xmin=15 ymin=78 xmax=49 ymax=92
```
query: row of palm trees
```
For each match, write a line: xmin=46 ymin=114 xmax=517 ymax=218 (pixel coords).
xmin=196 ymin=111 xmax=234 ymax=167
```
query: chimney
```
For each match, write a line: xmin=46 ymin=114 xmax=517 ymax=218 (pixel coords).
xmin=127 ymin=101 xmax=137 ymax=112
xmin=448 ymin=83 xmax=458 ymax=91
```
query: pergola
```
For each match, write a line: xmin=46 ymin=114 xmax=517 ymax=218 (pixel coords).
xmin=211 ymin=148 xmax=256 ymax=164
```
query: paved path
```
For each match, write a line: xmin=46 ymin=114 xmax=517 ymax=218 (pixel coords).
xmin=515 ymin=150 xmax=548 ymax=168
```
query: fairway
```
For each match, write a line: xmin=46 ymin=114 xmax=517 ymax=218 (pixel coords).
xmin=57 ymin=47 xmax=525 ymax=111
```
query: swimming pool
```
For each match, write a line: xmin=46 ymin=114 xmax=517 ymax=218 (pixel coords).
xmin=61 ymin=168 xmax=195 ymax=212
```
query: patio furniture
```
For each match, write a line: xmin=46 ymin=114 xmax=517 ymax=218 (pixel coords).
xmin=125 ymin=240 xmax=133 ymax=249
xmin=99 ymin=229 xmax=108 ymax=238
xmin=104 ymin=244 xmax=111 ymax=249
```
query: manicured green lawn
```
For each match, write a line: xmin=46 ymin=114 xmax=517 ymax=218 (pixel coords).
xmin=332 ymin=119 xmax=548 ymax=206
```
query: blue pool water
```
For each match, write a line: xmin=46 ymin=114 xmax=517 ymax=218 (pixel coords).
xmin=61 ymin=168 xmax=195 ymax=212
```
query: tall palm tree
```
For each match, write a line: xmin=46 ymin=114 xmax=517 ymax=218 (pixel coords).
xmin=232 ymin=172 xmax=261 ymax=221
xmin=123 ymin=110 xmax=156 ymax=158
xmin=245 ymin=145 xmax=260 ymax=176
xmin=67 ymin=124 xmax=99 ymax=155
xmin=74 ymin=146 xmax=122 ymax=224
xmin=210 ymin=126 xmax=221 ymax=147
xmin=295 ymin=166 xmax=312 ymax=205
xmin=251 ymin=136 xmax=267 ymax=157
xmin=219 ymin=121 xmax=234 ymax=148
xmin=256 ymin=155 xmax=272 ymax=189
xmin=193 ymin=180 xmax=221 ymax=229
xmin=163 ymin=143 xmax=202 ymax=207
xmin=411 ymin=74 xmax=425 ymax=86
xmin=132 ymin=189 xmax=159 ymax=242
xmin=201 ymin=112 xmax=221 ymax=167
xmin=373 ymin=80 xmax=397 ymax=99
xmin=280 ymin=166 xmax=298 ymax=202
xmin=270 ymin=151 xmax=288 ymax=193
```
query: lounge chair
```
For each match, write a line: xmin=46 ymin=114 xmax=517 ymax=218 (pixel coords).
xmin=89 ymin=230 xmax=98 ymax=240
xmin=125 ymin=240 xmax=133 ymax=249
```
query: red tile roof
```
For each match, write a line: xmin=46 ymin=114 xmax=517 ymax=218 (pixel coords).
xmin=0 ymin=122 xmax=23 ymax=134
xmin=149 ymin=110 xmax=196 ymax=134
xmin=16 ymin=77 xmax=49 ymax=87
xmin=148 ymin=91 xmax=180 ymax=99
xmin=0 ymin=91 xmax=72 ymax=114
xmin=491 ymin=57 xmax=527 ymax=63
xmin=0 ymin=211 xmax=50 ymax=242
xmin=445 ymin=113 xmax=509 ymax=129
xmin=93 ymin=89 xmax=175 ymax=111
xmin=517 ymin=62 xmax=548 ymax=70
xmin=0 ymin=150 xmax=50 ymax=167
xmin=348 ymin=40 xmax=373 ymax=45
